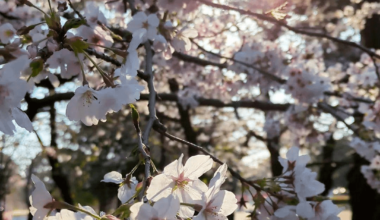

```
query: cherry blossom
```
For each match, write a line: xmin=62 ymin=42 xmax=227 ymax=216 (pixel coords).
xmin=77 ymin=26 xmax=113 ymax=53
xmin=66 ymin=85 xmax=107 ymax=126
xmin=46 ymin=49 xmax=82 ymax=79
xmin=171 ymin=28 xmax=198 ymax=53
xmin=130 ymin=195 xmax=179 ymax=220
xmin=193 ymin=164 xmax=238 ymax=220
xmin=126 ymin=12 xmax=159 ymax=42
xmin=29 ymin=175 xmax=54 ymax=220
xmin=278 ymin=146 xmax=310 ymax=174
xmin=101 ymin=171 xmax=138 ymax=204
xmin=83 ymin=1 xmax=107 ymax=27
xmin=0 ymin=23 xmax=16 ymax=44
xmin=0 ymin=55 xmax=33 ymax=135
xmin=146 ymin=154 xmax=212 ymax=202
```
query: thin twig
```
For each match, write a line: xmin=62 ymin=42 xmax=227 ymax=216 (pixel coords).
xmin=154 ymin=129 xmax=260 ymax=191
xmin=142 ymin=42 xmax=157 ymax=144
xmin=317 ymin=102 xmax=360 ymax=136
xmin=190 ymin=40 xmax=286 ymax=84
xmin=197 ymin=0 xmax=380 ymax=60
xmin=67 ymin=0 xmax=86 ymax=21
xmin=370 ymin=55 xmax=380 ymax=85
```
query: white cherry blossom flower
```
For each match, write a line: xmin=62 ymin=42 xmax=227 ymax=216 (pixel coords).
xmin=171 ymin=28 xmax=198 ymax=53
xmin=370 ymin=155 xmax=380 ymax=169
xmin=77 ymin=26 xmax=113 ymax=53
xmin=0 ymin=55 xmax=33 ymax=135
xmin=147 ymin=154 xmax=212 ymax=202
xmin=126 ymin=12 xmax=159 ymax=42
xmin=130 ymin=195 xmax=179 ymax=220
xmin=294 ymin=168 xmax=325 ymax=201
xmin=30 ymin=175 xmax=54 ymax=220
xmin=278 ymin=146 xmax=310 ymax=174
xmin=0 ymin=23 xmax=17 ymax=44
xmin=52 ymin=209 xmax=93 ymax=220
xmin=101 ymin=171 xmax=138 ymax=204
xmin=46 ymin=49 xmax=82 ymax=79
xmin=310 ymin=200 xmax=341 ymax=220
xmin=66 ymin=85 xmax=107 ymax=126
xmin=273 ymin=206 xmax=298 ymax=220
xmin=194 ymin=164 xmax=238 ymax=220
xmin=83 ymin=1 xmax=107 ymax=27
xmin=125 ymin=31 xmax=144 ymax=70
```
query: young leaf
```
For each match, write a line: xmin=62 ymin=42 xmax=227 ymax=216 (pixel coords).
xmin=27 ymin=59 xmax=44 ymax=81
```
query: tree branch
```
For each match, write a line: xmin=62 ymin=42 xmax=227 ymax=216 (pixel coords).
xmin=197 ymin=0 xmax=380 ymax=60
xmin=154 ymin=129 xmax=260 ymax=191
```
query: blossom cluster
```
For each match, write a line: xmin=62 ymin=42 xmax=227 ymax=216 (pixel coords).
xmin=254 ymin=147 xmax=341 ymax=220
xmin=349 ymin=137 xmax=380 ymax=193
xmin=29 ymin=148 xmax=341 ymax=220
xmin=30 ymin=154 xmax=237 ymax=220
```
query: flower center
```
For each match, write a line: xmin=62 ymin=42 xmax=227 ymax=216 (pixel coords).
xmin=205 ymin=204 xmax=219 ymax=216
xmin=5 ymin=30 xmax=14 ymax=37
xmin=142 ymin=22 xmax=149 ymax=29
xmin=0 ymin=85 xmax=10 ymax=104
xmin=173 ymin=172 xmax=190 ymax=191
xmin=82 ymin=90 xmax=97 ymax=106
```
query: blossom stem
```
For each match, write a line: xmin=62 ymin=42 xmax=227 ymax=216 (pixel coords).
xmin=128 ymin=160 xmax=141 ymax=176
xmin=72 ymin=206 xmax=101 ymax=220
xmin=82 ymin=51 xmax=113 ymax=86
xmin=26 ymin=2 xmax=49 ymax=17
xmin=142 ymin=42 xmax=157 ymax=145
xmin=33 ymin=37 xmax=49 ymax=46
xmin=75 ymin=54 xmax=88 ymax=86
xmin=47 ymin=0 xmax=53 ymax=14
xmin=87 ymin=43 xmax=115 ymax=51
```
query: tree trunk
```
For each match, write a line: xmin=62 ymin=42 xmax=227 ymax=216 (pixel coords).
xmin=266 ymin=139 xmax=282 ymax=177
xmin=348 ymin=3 xmax=380 ymax=218
xmin=168 ymin=79 xmax=199 ymax=156
xmin=47 ymin=104 xmax=74 ymax=204
xmin=0 ymin=202 xmax=3 ymax=220
xmin=318 ymin=136 xmax=335 ymax=196
xmin=360 ymin=0 xmax=380 ymax=49
xmin=347 ymin=155 xmax=380 ymax=220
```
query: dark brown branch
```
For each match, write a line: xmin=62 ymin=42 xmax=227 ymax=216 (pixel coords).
xmin=24 ymin=92 xmax=290 ymax=121
xmin=172 ymin=51 xmax=228 ymax=68
xmin=0 ymin=11 xmax=19 ymax=20
xmin=247 ymin=130 xmax=267 ymax=142
xmin=142 ymin=93 xmax=290 ymax=111
xmin=84 ymin=48 xmax=149 ymax=81
xmin=35 ymin=76 xmax=74 ymax=90
xmin=84 ymin=48 xmax=122 ymax=66
xmin=25 ymin=93 xmax=74 ymax=120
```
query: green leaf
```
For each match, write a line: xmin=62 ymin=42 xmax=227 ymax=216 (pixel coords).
xmin=63 ymin=18 xmax=86 ymax=33
xmin=27 ymin=59 xmax=44 ymax=81
xmin=68 ymin=38 xmax=89 ymax=54
xmin=129 ymin=104 xmax=141 ymax=131
xmin=17 ymin=23 xmax=42 ymax=35
xmin=255 ymin=178 xmax=266 ymax=188
xmin=45 ymin=10 xmax=61 ymax=30
xmin=129 ymin=104 xmax=140 ymax=123
xmin=269 ymin=182 xmax=281 ymax=193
